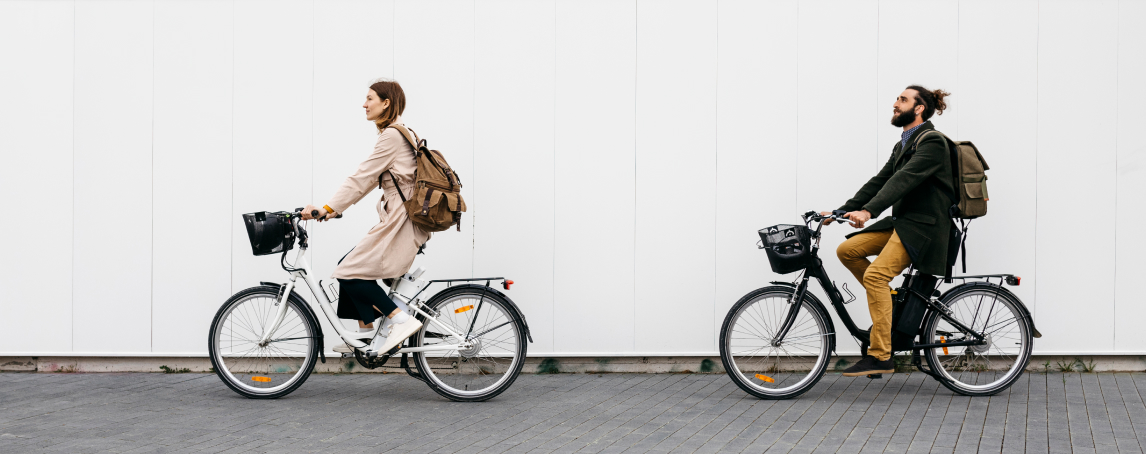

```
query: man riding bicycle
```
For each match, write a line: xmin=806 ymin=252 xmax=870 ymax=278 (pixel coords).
xmin=826 ymin=85 xmax=955 ymax=377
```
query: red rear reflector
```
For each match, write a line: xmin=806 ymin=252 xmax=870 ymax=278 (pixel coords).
xmin=503 ymin=279 xmax=514 ymax=290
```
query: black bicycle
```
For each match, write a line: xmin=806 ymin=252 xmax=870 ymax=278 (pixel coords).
xmin=719 ymin=210 xmax=1040 ymax=399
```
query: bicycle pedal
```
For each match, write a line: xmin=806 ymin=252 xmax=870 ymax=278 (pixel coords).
xmin=866 ymin=374 xmax=883 ymax=379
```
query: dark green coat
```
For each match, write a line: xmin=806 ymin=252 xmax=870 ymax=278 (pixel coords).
xmin=838 ymin=121 xmax=955 ymax=276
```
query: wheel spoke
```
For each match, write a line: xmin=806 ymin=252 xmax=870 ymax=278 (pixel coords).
xmin=923 ymin=287 xmax=1030 ymax=394
xmin=722 ymin=291 xmax=830 ymax=398
xmin=210 ymin=291 xmax=315 ymax=397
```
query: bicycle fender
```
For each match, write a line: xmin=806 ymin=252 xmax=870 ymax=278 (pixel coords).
xmin=933 ymin=282 xmax=1041 ymax=339
xmin=259 ymin=282 xmax=327 ymax=363
xmin=426 ymin=284 xmax=533 ymax=344
xmin=759 ymin=284 xmax=837 ymax=353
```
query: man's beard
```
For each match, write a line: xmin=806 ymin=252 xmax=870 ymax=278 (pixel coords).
xmin=891 ymin=108 xmax=917 ymax=127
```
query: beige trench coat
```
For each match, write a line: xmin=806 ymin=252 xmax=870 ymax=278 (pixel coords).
xmin=326 ymin=116 xmax=431 ymax=280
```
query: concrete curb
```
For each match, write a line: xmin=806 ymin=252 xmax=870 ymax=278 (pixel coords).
xmin=3 ymin=355 xmax=1143 ymax=374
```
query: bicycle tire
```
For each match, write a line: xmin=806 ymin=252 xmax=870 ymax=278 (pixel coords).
xmin=720 ymin=286 xmax=835 ymax=400
xmin=208 ymin=286 xmax=320 ymax=399
xmin=921 ymin=284 xmax=1033 ymax=396
xmin=412 ymin=286 xmax=527 ymax=402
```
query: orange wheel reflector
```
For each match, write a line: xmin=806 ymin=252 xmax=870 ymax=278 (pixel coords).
xmin=940 ymin=336 xmax=948 ymax=356
xmin=251 ymin=376 xmax=272 ymax=383
xmin=455 ymin=305 xmax=474 ymax=314
xmin=755 ymin=374 xmax=775 ymax=383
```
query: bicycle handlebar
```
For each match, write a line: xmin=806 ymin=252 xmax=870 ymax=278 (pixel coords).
xmin=803 ymin=210 xmax=850 ymax=225
xmin=310 ymin=209 xmax=342 ymax=220
xmin=289 ymin=207 xmax=342 ymax=221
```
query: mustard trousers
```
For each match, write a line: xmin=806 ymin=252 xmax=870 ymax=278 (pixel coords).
xmin=835 ymin=230 xmax=912 ymax=361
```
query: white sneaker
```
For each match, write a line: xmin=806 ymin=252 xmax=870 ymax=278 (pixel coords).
xmin=373 ymin=316 xmax=423 ymax=355
xmin=333 ymin=342 xmax=353 ymax=353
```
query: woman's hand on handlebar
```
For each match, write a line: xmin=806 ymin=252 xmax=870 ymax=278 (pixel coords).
xmin=301 ymin=204 xmax=339 ymax=222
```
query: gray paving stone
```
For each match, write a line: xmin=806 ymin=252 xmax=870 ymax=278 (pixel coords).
xmin=5 ymin=371 xmax=1146 ymax=453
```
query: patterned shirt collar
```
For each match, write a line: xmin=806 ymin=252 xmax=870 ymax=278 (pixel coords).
xmin=901 ymin=122 xmax=926 ymax=149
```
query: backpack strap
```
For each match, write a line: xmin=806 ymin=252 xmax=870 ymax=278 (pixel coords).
xmin=909 ymin=130 xmax=959 ymax=206
xmin=380 ymin=124 xmax=422 ymax=201
xmin=386 ymin=124 xmax=421 ymax=152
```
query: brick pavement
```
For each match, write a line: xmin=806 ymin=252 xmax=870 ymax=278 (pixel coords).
xmin=0 ymin=371 xmax=1142 ymax=453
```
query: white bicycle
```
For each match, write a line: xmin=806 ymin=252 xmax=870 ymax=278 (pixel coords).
xmin=208 ymin=208 xmax=532 ymax=401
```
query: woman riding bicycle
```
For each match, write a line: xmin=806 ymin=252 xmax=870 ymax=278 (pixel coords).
xmin=301 ymin=79 xmax=429 ymax=355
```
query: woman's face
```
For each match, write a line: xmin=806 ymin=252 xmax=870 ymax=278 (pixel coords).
xmin=363 ymin=89 xmax=391 ymax=121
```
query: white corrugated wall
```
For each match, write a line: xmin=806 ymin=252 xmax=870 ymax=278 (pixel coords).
xmin=1 ymin=0 xmax=1143 ymax=357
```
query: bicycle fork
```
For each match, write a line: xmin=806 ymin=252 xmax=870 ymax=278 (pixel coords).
xmin=771 ymin=276 xmax=812 ymax=347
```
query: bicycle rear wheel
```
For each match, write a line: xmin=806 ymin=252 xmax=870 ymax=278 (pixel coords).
xmin=208 ymin=286 xmax=319 ymax=399
xmin=921 ymin=284 xmax=1032 ymax=396
xmin=412 ymin=287 xmax=527 ymax=402
xmin=720 ymin=286 xmax=834 ymax=400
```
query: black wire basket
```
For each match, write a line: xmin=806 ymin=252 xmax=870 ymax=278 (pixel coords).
xmin=758 ymin=224 xmax=813 ymax=274
xmin=242 ymin=211 xmax=296 ymax=256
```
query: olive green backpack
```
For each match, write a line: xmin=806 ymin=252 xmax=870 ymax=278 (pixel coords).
xmin=915 ymin=130 xmax=989 ymax=219
xmin=382 ymin=124 xmax=467 ymax=232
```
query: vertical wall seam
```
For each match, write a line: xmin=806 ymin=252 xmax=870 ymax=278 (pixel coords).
xmin=392 ymin=0 xmax=396 ymax=77
xmin=632 ymin=0 xmax=638 ymax=352
xmin=1113 ymin=0 xmax=1119 ymax=348
xmin=71 ymin=0 xmax=77 ymax=353
xmin=230 ymin=0 xmax=235 ymax=303
xmin=472 ymin=0 xmax=476 ymax=278
xmin=1033 ymin=0 xmax=1039 ymax=322
xmin=311 ymin=0 xmax=315 ymax=228
xmin=150 ymin=0 xmax=156 ymax=352
xmin=713 ymin=0 xmax=719 ymax=352
xmin=552 ymin=0 xmax=557 ymax=351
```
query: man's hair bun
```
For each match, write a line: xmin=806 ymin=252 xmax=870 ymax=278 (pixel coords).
xmin=906 ymin=85 xmax=951 ymax=121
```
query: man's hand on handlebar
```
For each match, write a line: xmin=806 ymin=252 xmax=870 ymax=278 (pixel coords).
xmin=844 ymin=209 xmax=871 ymax=228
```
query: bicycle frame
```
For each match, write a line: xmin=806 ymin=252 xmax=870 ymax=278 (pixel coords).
xmin=256 ymin=225 xmax=472 ymax=355
xmin=771 ymin=214 xmax=990 ymax=353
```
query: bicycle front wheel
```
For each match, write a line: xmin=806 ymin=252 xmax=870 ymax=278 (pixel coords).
xmin=921 ymin=284 xmax=1033 ymax=396
xmin=413 ymin=287 xmax=527 ymax=402
xmin=208 ymin=286 xmax=319 ymax=399
xmin=720 ymin=286 xmax=834 ymax=400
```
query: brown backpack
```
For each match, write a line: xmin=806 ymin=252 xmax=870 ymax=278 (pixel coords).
xmin=382 ymin=124 xmax=467 ymax=232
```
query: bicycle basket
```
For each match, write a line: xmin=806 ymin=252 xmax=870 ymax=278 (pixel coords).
xmin=242 ymin=211 xmax=296 ymax=256
xmin=758 ymin=224 xmax=812 ymax=274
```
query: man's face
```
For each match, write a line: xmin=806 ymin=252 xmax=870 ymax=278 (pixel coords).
xmin=891 ymin=89 xmax=923 ymax=127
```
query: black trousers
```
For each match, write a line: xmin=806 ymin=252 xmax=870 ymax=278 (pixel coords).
xmin=336 ymin=279 xmax=399 ymax=323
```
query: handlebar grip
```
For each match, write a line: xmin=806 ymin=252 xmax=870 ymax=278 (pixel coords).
xmin=308 ymin=209 xmax=343 ymax=220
